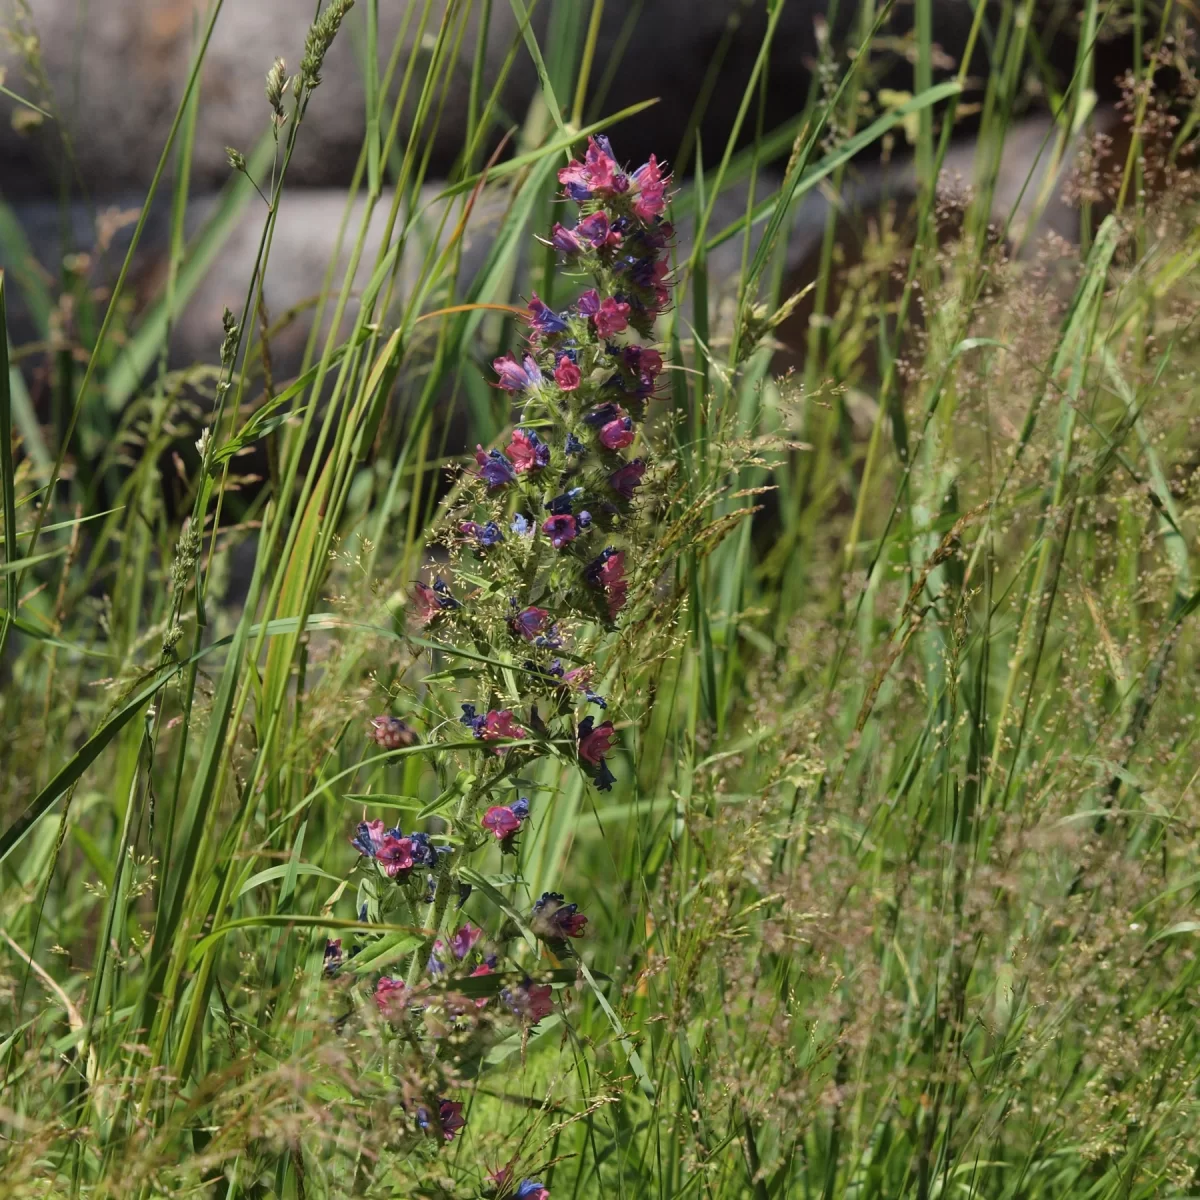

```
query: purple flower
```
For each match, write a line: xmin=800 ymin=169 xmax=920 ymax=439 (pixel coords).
xmin=543 ymin=514 xmax=579 ymax=549
xmin=531 ymin=891 xmax=588 ymax=939
xmin=608 ymin=458 xmax=646 ymax=499
xmin=475 ymin=445 xmax=517 ymax=489
xmin=551 ymin=222 xmax=584 ymax=254
xmin=547 ymin=488 xmax=583 ymax=515
xmin=493 ymin=353 xmax=543 ymax=392
xmin=323 ymin=938 xmax=343 ymax=977
xmin=450 ymin=923 xmax=482 ymax=960
xmin=460 ymin=703 xmax=487 ymax=735
xmin=351 ymin=819 xmax=385 ymax=857
xmin=516 ymin=1182 xmax=550 ymax=1200
xmin=437 ymin=1098 xmax=465 ymax=1141
xmin=511 ymin=796 xmax=530 ymax=819
xmin=576 ymin=211 xmax=613 ymax=249
xmin=510 ymin=605 xmax=552 ymax=642
xmin=576 ymin=289 xmax=600 ymax=318
xmin=582 ymin=402 xmax=622 ymax=427
xmin=460 ymin=520 xmax=504 ymax=548
xmin=565 ymin=432 xmax=585 ymax=455
xmin=527 ymin=292 xmax=569 ymax=337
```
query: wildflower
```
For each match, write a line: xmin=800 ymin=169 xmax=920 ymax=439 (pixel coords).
xmin=582 ymin=401 xmax=622 ymax=427
xmin=632 ymin=154 xmax=668 ymax=221
xmin=547 ymin=488 xmax=583 ymax=515
xmin=370 ymin=715 xmax=417 ymax=749
xmin=527 ymin=292 xmax=568 ymax=338
xmin=543 ymin=515 xmax=579 ymax=549
xmin=481 ymin=710 xmax=525 ymax=747
xmin=594 ymin=296 xmax=631 ymax=338
xmin=461 ymin=520 xmax=505 ymax=548
xmin=460 ymin=703 xmax=486 ymax=736
xmin=493 ymin=353 xmax=542 ymax=392
xmin=475 ymin=446 xmax=517 ymax=490
xmin=554 ymin=357 xmax=582 ymax=391
xmin=557 ymin=135 xmax=622 ymax=200
xmin=323 ymin=938 xmax=343 ymax=977
xmin=586 ymin=547 xmax=628 ymax=617
xmin=531 ymin=891 xmax=588 ymax=939
xmin=412 ymin=578 xmax=457 ymax=625
xmin=510 ymin=605 xmax=552 ymax=642
xmin=416 ymin=1097 xmax=465 ymax=1141
xmin=375 ymin=976 xmax=407 ymax=1019
xmin=377 ymin=831 xmax=414 ymax=877
xmin=507 ymin=428 xmax=551 ymax=473
xmin=482 ymin=805 xmax=521 ymax=838
xmin=576 ymin=288 xmax=600 ymax=319
xmin=511 ymin=513 xmax=533 ymax=536
xmin=451 ymin=923 xmax=482 ymax=960
xmin=599 ymin=414 xmax=635 ymax=450
xmin=577 ymin=717 xmax=616 ymax=765
xmin=608 ymin=458 xmax=646 ymax=499
xmin=503 ymin=977 xmax=554 ymax=1023
xmin=408 ymin=832 xmax=447 ymax=869
xmin=550 ymin=222 xmax=583 ymax=255
xmin=565 ymin=432 xmax=585 ymax=455
xmin=517 ymin=1181 xmax=550 ymax=1200
xmin=351 ymin=819 xmax=385 ymax=857
xmin=576 ymin=211 xmax=615 ymax=249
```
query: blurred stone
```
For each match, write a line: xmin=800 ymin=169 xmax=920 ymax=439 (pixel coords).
xmin=0 ymin=0 xmax=1003 ymax=200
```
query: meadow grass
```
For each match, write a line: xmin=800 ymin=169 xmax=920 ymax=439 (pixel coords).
xmin=4 ymin=1 xmax=1200 ymax=1196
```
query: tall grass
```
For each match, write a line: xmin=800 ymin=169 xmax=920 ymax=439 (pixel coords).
xmin=4 ymin=0 xmax=1200 ymax=1196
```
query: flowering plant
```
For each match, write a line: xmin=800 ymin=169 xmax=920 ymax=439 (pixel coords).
xmin=331 ymin=136 xmax=674 ymax=1176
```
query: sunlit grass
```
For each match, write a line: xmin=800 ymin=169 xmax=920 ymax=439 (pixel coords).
xmin=3 ymin=1 xmax=1200 ymax=1196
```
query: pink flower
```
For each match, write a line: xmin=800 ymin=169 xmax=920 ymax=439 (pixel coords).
xmin=593 ymin=296 xmax=631 ymax=338
xmin=506 ymin=428 xmax=550 ymax=473
xmin=599 ymin=416 xmax=635 ymax=450
xmin=375 ymin=976 xmax=407 ymax=1018
xmin=482 ymin=805 xmax=522 ymax=838
xmin=608 ymin=458 xmax=646 ymax=499
xmin=377 ymin=833 xmax=414 ymax=877
xmin=411 ymin=581 xmax=443 ymax=626
xmin=578 ymin=718 xmax=616 ymax=765
xmin=554 ymin=358 xmax=581 ymax=391
xmin=632 ymin=154 xmax=668 ymax=221
xmin=481 ymin=710 xmax=526 ymax=752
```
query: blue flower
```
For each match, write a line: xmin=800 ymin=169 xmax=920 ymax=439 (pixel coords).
xmin=511 ymin=513 xmax=534 ymax=536
xmin=565 ymin=432 xmax=585 ymax=455
xmin=475 ymin=446 xmax=517 ymax=489
xmin=511 ymin=796 xmax=531 ymax=820
xmin=460 ymin=703 xmax=486 ymax=735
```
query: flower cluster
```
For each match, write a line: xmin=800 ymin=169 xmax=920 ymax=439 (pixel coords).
xmin=341 ymin=136 xmax=671 ymax=1172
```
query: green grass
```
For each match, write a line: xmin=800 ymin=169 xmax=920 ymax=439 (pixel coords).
xmin=4 ymin=1 xmax=1200 ymax=1196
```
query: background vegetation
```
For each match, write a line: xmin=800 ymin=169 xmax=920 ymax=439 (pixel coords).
xmin=4 ymin=0 xmax=1200 ymax=1196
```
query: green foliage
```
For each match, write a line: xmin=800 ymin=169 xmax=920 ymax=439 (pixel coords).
xmin=4 ymin=1 xmax=1200 ymax=1197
